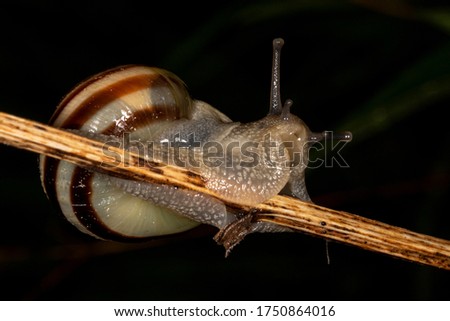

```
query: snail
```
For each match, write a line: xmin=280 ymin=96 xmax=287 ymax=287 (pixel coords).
xmin=39 ymin=38 xmax=351 ymax=250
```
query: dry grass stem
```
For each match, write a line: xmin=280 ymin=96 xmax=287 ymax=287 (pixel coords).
xmin=1 ymin=111 xmax=449 ymax=270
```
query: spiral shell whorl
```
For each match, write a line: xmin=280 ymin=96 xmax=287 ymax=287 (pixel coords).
xmin=50 ymin=65 xmax=192 ymax=132
xmin=40 ymin=65 xmax=200 ymax=240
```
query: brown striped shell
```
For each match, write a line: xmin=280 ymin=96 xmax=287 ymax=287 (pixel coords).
xmin=39 ymin=66 xmax=201 ymax=240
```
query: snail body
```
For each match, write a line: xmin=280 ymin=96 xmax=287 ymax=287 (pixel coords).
xmin=40 ymin=39 xmax=349 ymax=244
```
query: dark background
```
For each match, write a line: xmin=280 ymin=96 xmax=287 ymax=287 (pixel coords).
xmin=0 ymin=0 xmax=449 ymax=300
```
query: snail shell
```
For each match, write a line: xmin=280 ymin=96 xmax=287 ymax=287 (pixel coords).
xmin=40 ymin=66 xmax=203 ymax=240
xmin=40 ymin=39 xmax=339 ymax=242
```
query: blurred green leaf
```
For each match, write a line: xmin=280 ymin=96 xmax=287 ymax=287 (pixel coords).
xmin=420 ymin=8 xmax=450 ymax=35
xmin=337 ymin=42 xmax=450 ymax=142
xmin=234 ymin=0 xmax=346 ymax=25
xmin=163 ymin=0 xmax=349 ymax=71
